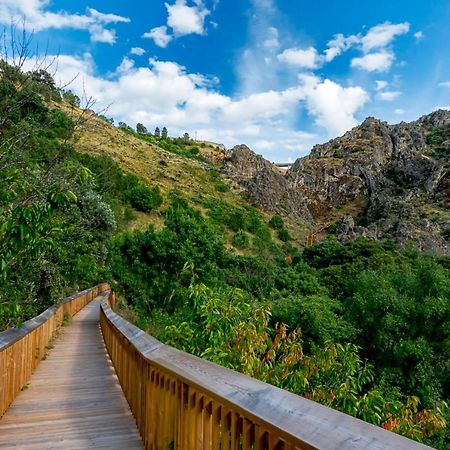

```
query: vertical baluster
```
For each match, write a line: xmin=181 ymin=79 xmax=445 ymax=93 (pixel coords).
xmin=212 ymin=404 xmax=222 ymax=450
xmin=203 ymin=399 xmax=212 ymax=450
xmin=222 ymin=408 xmax=231 ymax=450
xmin=242 ymin=418 xmax=254 ymax=450
xmin=255 ymin=426 xmax=268 ymax=450
xmin=196 ymin=393 xmax=204 ymax=449
xmin=188 ymin=387 xmax=197 ymax=450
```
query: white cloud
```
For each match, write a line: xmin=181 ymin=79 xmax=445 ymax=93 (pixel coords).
xmin=166 ymin=0 xmax=209 ymax=36
xmin=143 ymin=0 xmax=210 ymax=47
xmin=394 ymin=109 xmax=406 ymax=115
xmin=414 ymin=31 xmax=424 ymax=41
xmin=130 ymin=47 xmax=146 ymax=56
xmin=324 ymin=33 xmax=359 ymax=62
xmin=116 ymin=57 xmax=135 ymax=74
xmin=49 ymin=53 xmax=367 ymax=161
xmin=375 ymin=80 xmax=388 ymax=91
xmin=379 ymin=90 xmax=401 ymax=101
xmin=317 ymin=22 xmax=410 ymax=70
xmin=0 ymin=1 xmax=129 ymax=44
xmin=438 ymin=81 xmax=450 ymax=88
xmin=277 ymin=47 xmax=320 ymax=68
xmin=299 ymin=74 xmax=369 ymax=136
xmin=361 ymin=22 xmax=410 ymax=53
xmin=142 ymin=26 xmax=173 ymax=48
xmin=351 ymin=51 xmax=394 ymax=72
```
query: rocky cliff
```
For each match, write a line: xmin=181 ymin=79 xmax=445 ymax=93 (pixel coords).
xmin=221 ymin=110 xmax=450 ymax=254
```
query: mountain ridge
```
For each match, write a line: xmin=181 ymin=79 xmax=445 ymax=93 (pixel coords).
xmin=220 ymin=110 xmax=450 ymax=254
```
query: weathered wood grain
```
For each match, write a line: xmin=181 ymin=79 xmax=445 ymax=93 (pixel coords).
xmin=0 ymin=299 xmax=143 ymax=449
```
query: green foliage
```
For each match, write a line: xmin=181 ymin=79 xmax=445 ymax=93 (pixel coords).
xmin=277 ymin=227 xmax=291 ymax=242
xmin=232 ymin=230 xmax=249 ymax=249
xmin=136 ymin=122 xmax=147 ymax=134
xmin=126 ymin=185 xmax=163 ymax=212
xmin=0 ymin=61 xmax=144 ymax=329
xmin=269 ymin=214 xmax=284 ymax=229
xmin=62 ymin=90 xmax=80 ymax=107
xmin=425 ymin=124 xmax=450 ymax=158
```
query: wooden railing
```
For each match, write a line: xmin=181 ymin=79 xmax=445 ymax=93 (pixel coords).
xmin=100 ymin=290 xmax=432 ymax=450
xmin=0 ymin=283 xmax=109 ymax=417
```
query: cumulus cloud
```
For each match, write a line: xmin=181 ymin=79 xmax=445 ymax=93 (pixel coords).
xmin=317 ymin=22 xmax=410 ymax=71
xmin=394 ymin=109 xmax=406 ymax=115
xmin=324 ymin=33 xmax=360 ymax=62
xmin=166 ymin=0 xmax=209 ymax=36
xmin=299 ymin=74 xmax=369 ymax=136
xmin=277 ymin=47 xmax=321 ymax=68
xmin=143 ymin=0 xmax=210 ymax=47
xmin=142 ymin=26 xmax=173 ymax=48
xmin=130 ymin=47 xmax=146 ymax=56
xmin=49 ymin=54 xmax=367 ymax=160
xmin=438 ymin=81 xmax=450 ymax=88
xmin=414 ymin=31 xmax=424 ymax=41
xmin=378 ymin=91 xmax=401 ymax=101
xmin=361 ymin=22 xmax=410 ymax=53
xmin=351 ymin=51 xmax=394 ymax=72
xmin=0 ymin=1 xmax=129 ymax=44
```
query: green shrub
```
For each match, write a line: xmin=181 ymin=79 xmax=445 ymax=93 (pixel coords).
xmin=232 ymin=231 xmax=249 ymax=249
xmin=269 ymin=215 xmax=284 ymax=230
xmin=215 ymin=182 xmax=229 ymax=192
xmin=126 ymin=185 xmax=163 ymax=212
xmin=277 ymin=228 xmax=291 ymax=242
xmin=188 ymin=146 xmax=200 ymax=156
xmin=226 ymin=210 xmax=245 ymax=231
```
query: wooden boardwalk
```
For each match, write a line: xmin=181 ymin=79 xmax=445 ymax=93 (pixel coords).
xmin=0 ymin=299 xmax=144 ymax=449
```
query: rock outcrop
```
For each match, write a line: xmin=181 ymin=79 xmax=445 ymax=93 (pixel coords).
xmin=221 ymin=145 xmax=313 ymax=222
xmin=221 ymin=110 xmax=450 ymax=254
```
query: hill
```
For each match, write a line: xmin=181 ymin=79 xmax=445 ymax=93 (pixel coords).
xmin=221 ymin=111 xmax=450 ymax=254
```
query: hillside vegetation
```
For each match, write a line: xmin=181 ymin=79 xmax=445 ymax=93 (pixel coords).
xmin=0 ymin=62 xmax=449 ymax=448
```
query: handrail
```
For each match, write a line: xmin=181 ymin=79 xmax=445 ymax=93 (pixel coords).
xmin=100 ymin=290 xmax=432 ymax=450
xmin=0 ymin=283 xmax=109 ymax=417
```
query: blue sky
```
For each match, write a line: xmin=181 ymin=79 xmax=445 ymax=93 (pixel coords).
xmin=2 ymin=0 xmax=450 ymax=161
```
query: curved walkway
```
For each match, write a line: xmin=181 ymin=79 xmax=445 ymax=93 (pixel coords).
xmin=0 ymin=299 xmax=143 ymax=449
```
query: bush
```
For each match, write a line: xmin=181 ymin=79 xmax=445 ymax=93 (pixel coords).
xmin=126 ymin=185 xmax=163 ymax=212
xmin=269 ymin=215 xmax=284 ymax=229
xmin=226 ymin=210 xmax=245 ymax=232
xmin=232 ymin=231 xmax=249 ymax=249
xmin=277 ymin=227 xmax=291 ymax=242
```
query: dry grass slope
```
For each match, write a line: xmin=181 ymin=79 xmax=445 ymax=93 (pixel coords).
xmin=60 ymin=104 xmax=310 ymax=245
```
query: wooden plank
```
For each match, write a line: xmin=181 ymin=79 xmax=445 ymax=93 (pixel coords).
xmin=0 ymin=299 xmax=143 ymax=450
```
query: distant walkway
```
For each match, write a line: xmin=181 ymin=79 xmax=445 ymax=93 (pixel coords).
xmin=0 ymin=299 xmax=143 ymax=450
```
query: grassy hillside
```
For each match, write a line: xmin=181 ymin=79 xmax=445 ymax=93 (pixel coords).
xmin=61 ymin=103 xmax=310 ymax=247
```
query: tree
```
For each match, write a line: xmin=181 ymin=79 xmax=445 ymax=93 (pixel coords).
xmin=183 ymin=132 xmax=190 ymax=143
xmin=63 ymin=90 xmax=81 ymax=108
xmin=136 ymin=123 xmax=147 ymax=134
xmin=161 ymin=127 xmax=168 ymax=139
xmin=154 ymin=127 xmax=161 ymax=137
